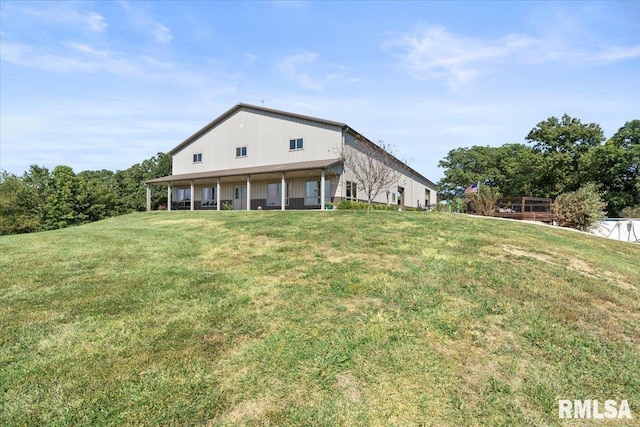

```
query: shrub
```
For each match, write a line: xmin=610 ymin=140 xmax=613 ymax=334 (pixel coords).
xmin=620 ymin=205 xmax=640 ymax=218
xmin=553 ymin=183 xmax=606 ymax=231
xmin=338 ymin=201 xmax=395 ymax=211
xmin=465 ymin=186 xmax=501 ymax=216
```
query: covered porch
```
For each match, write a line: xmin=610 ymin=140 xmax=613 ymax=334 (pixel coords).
xmin=144 ymin=159 xmax=342 ymax=212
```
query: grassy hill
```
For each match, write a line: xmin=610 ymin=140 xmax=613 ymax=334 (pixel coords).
xmin=1 ymin=211 xmax=638 ymax=426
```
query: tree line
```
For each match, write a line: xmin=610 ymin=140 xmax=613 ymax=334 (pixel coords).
xmin=438 ymin=116 xmax=640 ymax=217
xmin=0 ymin=153 xmax=171 ymax=235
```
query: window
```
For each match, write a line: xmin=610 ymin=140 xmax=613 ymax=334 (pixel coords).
xmin=236 ymin=146 xmax=247 ymax=157
xmin=267 ymin=183 xmax=289 ymax=207
xmin=176 ymin=188 xmax=191 ymax=208
xmin=305 ymin=181 xmax=331 ymax=206
xmin=346 ymin=181 xmax=357 ymax=201
xmin=177 ymin=188 xmax=191 ymax=201
xmin=202 ymin=187 xmax=216 ymax=207
xmin=193 ymin=153 xmax=202 ymax=163
xmin=289 ymin=138 xmax=303 ymax=150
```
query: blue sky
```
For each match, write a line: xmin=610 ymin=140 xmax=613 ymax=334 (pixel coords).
xmin=1 ymin=1 xmax=638 ymax=182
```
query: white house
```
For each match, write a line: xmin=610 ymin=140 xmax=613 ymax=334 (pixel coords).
xmin=144 ymin=103 xmax=437 ymax=211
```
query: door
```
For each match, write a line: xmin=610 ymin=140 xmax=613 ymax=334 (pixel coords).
xmin=233 ymin=185 xmax=247 ymax=210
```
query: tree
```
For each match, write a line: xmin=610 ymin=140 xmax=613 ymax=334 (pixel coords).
xmin=437 ymin=144 xmax=541 ymax=200
xmin=580 ymin=120 xmax=640 ymax=216
xmin=115 ymin=152 xmax=171 ymax=212
xmin=526 ymin=114 xmax=605 ymax=196
xmin=46 ymin=165 xmax=80 ymax=229
xmin=77 ymin=170 xmax=120 ymax=222
xmin=22 ymin=165 xmax=53 ymax=228
xmin=0 ymin=172 xmax=41 ymax=234
xmin=342 ymin=138 xmax=401 ymax=211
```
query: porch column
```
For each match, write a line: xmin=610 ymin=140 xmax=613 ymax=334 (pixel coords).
xmin=281 ymin=173 xmax=286 ymax=211
xmin=146 ymin=184 xmax=151 ymax=212
xmin=190 ymin=180 xmax=195 ymax=211
xmin=216 ymin=178 xmax=221 ymax=211
xmin=167 ymin=183 xmax=172 ymax=211
xmin=246 ymin=176 xmax=251 ymax=211
xmin=320 ymin=170 xmax=326 ymax=210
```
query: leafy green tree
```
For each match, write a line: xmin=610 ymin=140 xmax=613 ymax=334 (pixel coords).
xmin=580 ymin=120 xmax=640 ymax=216
xmin=77 ymin=170 xmax=120 ymax=222
xmin=46 ymin=166 xmax=80 ymax=229
xmin=526 ymin=114 xmax=605 ymax=196
xmin=437 ymin=144 xmax=541 ymax=200
xmin=0 ymin=172 xmax=41 ymax=234
xmin=115 ymin=152 xmax=171 ymax=212
xmin=22 ymin=165 xmax=53 ymax=227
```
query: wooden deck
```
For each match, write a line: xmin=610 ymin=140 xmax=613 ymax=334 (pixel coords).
xmin=494 ymin=197 xmax=554 ymax=223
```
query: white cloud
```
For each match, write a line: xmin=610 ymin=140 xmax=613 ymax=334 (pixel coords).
xmin=276 ymin=51 xmax=360 ymax=91
xmin=386 ymin=24 xmax=640 ymax=89
xmin=571 ymin=45 xmax=640 ymax=64
xmin=0 ymin=40 xmax=141 ymax=75
xmin=16 ymin=4 xmax=107 ymax=32
xmin=118 ymin=0 xmax=173 ymax=44
xmin=277 ymin=51 xmax=324 ymax=91
xmin=384 ymin=26 xmax=534 ymax=89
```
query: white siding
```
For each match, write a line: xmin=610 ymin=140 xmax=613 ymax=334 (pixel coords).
xmin=172 ymin=108 xmax=343 ymax=175
xmin=340 ymin=133 xmax=437 ymax=208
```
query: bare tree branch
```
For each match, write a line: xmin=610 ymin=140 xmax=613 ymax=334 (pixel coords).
xmin=341 ymin=137 xmax=402 ymax=211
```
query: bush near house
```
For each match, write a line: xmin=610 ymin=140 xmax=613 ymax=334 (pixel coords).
xmin=553 ymin=183 xmax=606 ymax=231
xmin=338 ymin=201 xmax=395 ymax=210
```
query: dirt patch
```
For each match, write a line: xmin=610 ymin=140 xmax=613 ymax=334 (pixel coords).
xmin=336 ymin=372 xmax=361 ymax=403
xmin=500 ymin=245 xmax=638 ymax=292
xmin=226 ymin=398 xmax=272 ymax=424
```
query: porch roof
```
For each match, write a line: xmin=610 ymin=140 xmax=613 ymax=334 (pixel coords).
xmin=144 ymin=159 xmax=343 ymax=185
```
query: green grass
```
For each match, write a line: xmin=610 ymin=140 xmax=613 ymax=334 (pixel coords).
xmin=1 ymin=211 xmax=639 ymax=426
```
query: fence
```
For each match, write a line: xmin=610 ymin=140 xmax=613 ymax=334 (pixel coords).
xmin=592 ymin=219 xmax=640 ymax=243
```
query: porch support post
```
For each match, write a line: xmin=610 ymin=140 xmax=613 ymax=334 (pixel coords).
xmin=146 ymin=184 xmax=151 ymax=212
xmin=190 ymin=180 xmax=195 ymax=211
xmin=167 ymin=183 xmax=172 ymax=211
xmin=246 ymin=176 xmax=251 ymax=211
xmin=281 ymin=173 xmax=286 ymax=211
xmin=216 ymin=178 xmax=221 ymax=211
xmin=320 ymin=169 xmax=326 ymax=210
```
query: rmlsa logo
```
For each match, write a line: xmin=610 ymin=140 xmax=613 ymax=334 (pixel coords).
xmin=558 ymin=399 xmax=632 ymax=419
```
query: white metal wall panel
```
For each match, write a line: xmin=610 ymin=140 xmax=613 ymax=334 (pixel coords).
xmin=172 ymin=108 xmax=343 ymax=175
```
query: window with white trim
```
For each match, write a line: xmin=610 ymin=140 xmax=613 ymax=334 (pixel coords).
xmin=236 ymin=146 xmax=247 ymax=157
xmin=193 ymin=153 xmax=202 ymax=163
xmin=345 ymin=181 xmax=357 ymax=201
xmin=202 ymin=187 xmax=216 ymax=207
xmin=289 ymin=138 xmax=303 ymax=150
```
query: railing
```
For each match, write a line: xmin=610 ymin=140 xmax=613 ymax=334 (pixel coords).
xmin=495 ymin=197 xmax=554 ymax=222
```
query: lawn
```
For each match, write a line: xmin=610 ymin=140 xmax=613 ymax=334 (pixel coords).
xmin=1 ymin=211 xmax=638 ymax=426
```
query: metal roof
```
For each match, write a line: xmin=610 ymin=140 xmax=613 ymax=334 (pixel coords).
xmin=145 ymin=158 xmax=343 ymax=185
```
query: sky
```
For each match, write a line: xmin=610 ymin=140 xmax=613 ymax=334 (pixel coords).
xmin=1 ymin=1 xmax=639 ymax=182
